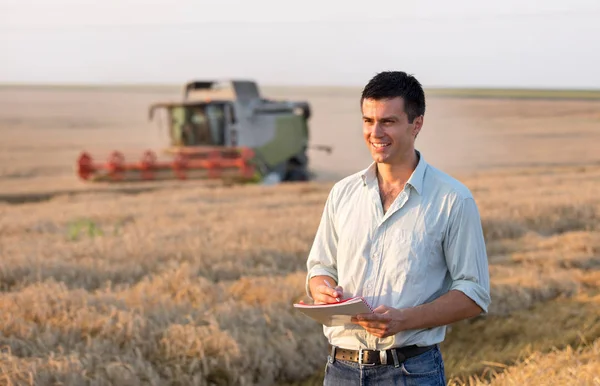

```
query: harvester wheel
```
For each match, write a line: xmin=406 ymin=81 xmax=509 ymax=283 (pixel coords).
xmin=285 ymin=166 xmax=309 ymax=182
xmin=283 ymin=158 xmax=309 ymax=182
xmin=289 ymin=169 xmax=309 ymax=181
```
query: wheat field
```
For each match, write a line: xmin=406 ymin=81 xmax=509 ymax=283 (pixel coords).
xmin=0 ymin=85 xmax=599 ymax=385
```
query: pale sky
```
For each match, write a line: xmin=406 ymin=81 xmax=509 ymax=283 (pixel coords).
xmin=2 ymin=0 xmax=600 ymax=88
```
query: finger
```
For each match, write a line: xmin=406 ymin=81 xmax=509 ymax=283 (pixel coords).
xmin=350 ymin=314 xmax=376 ymax=323
xmin=363 ymin=323 xmax=391 ymax=336
xmin=369 ymin=330 xmax=389 ymax=339
xmin=314 ymin=292 xmax=341 ymax=305
xmin=330 ymin=286 xmax=343 ymax=299
xmin=350 ymin=318 xmax=387 ymax=331
xmin=353 ymin=313 xmax=385 ymax=322
xmin=364 ymin=321 xmax=388 ymax=331
xmin=373 ymin=305 xmax=389 ymax=314
xmin=318 ymin=285 xmax=341 ymax=299
xmin=359 ymin=320 xmax=392 ymax=334
xmin=363 ymin=326 xmax=388 ymax=338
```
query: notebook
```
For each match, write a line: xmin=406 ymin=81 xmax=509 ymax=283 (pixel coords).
xmin=293 ymin=297 xmax=374 ymax=327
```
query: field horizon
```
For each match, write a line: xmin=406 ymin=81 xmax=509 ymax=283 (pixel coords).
xmin=2 ymin=82 xmax=600 ymax=99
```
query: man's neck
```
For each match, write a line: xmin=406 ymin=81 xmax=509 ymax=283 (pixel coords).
xmin=376 ymin=150 xmax=419 ymax=187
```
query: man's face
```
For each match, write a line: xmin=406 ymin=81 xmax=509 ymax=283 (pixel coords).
xmin=361 ymin=97 xmax=423 ymax=165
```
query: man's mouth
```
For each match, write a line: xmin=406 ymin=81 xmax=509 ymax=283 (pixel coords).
xmin=371 ymin=142 xmax=391 ymax=149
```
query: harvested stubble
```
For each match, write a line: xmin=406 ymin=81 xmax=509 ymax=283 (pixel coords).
xmin=0 ymin=165 xmax=599 ymax=385
xmin=448 ymin=323 xmax=600 ymax=386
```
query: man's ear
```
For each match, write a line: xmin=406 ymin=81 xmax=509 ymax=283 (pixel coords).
xmin=412 ymin=116 xmax=424 ymax=138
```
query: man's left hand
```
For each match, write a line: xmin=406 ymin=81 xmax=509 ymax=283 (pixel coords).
xmin=350 ymin=305 xmax=406 ymax=338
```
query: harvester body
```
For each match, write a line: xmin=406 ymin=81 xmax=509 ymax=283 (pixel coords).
xmin=77 ymin=80 xmax=327 ymax=183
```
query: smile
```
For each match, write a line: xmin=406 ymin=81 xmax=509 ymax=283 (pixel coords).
xmin=371 ymin=142 xmax=390 ymax=148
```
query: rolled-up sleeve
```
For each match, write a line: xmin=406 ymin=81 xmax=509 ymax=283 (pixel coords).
xmin=305 ymin=186 xmax=339 ymax=298
xmin=443 ymin=196 xmax=491 ymax=314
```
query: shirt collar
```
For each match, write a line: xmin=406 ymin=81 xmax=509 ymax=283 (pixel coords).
xmin=360 ymin=150 xmax=428 ymax=195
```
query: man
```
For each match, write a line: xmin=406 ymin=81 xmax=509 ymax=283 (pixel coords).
xmin=305 ymin=71 xmax=491 ymax=385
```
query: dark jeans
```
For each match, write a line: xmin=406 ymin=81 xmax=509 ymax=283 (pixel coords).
xmin=323 ymin=345 xmax=446 ymax=386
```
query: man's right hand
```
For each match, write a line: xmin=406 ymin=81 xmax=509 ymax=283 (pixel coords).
xmin=309 ymin=275 xmax=344 ymax=305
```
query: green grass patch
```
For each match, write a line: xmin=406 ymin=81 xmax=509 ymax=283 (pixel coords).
xmin=66 ymin=217 xmax=129 ymax=240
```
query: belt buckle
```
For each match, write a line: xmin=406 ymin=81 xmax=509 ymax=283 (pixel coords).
xmin=358 ymin=348 xmax=375 ymax=366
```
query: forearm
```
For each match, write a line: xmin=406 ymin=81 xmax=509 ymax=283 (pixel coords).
xmin=399 ymin=290 xmax=483 ymax=331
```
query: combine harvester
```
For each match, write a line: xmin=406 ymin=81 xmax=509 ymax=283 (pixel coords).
xmin=76 ymin=79 xmax=332 ymax=184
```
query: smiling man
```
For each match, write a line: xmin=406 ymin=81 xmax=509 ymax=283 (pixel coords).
xmin=305 ymin=71 xmax=491 ymax=385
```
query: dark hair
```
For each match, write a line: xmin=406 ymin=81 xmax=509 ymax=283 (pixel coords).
xmin=360 ymin=71 xmax=426 ymax=123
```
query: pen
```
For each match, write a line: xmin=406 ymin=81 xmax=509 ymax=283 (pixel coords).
xmin=324 ymin=280 xmax=341 ymax=302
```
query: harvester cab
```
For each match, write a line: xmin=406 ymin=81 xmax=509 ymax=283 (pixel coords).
xmin=76 ymin=79 xmax=331 ymax=183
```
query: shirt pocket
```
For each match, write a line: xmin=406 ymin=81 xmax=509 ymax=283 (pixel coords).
xmin=390 ymin=228 xmax=441 ymax=290
xmin=388 ymin=228 xmax=416 ymax=283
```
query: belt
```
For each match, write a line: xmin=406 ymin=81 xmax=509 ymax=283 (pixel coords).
xmin=329 ymin=344 xmax=435 ymax=366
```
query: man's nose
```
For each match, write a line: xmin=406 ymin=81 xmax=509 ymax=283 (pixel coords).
xmin=370 ymin=122 xmax=384 ymax=137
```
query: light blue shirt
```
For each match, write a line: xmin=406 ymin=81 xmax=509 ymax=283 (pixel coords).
xmin=305 ymin=150 xmax=491 ymax=350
